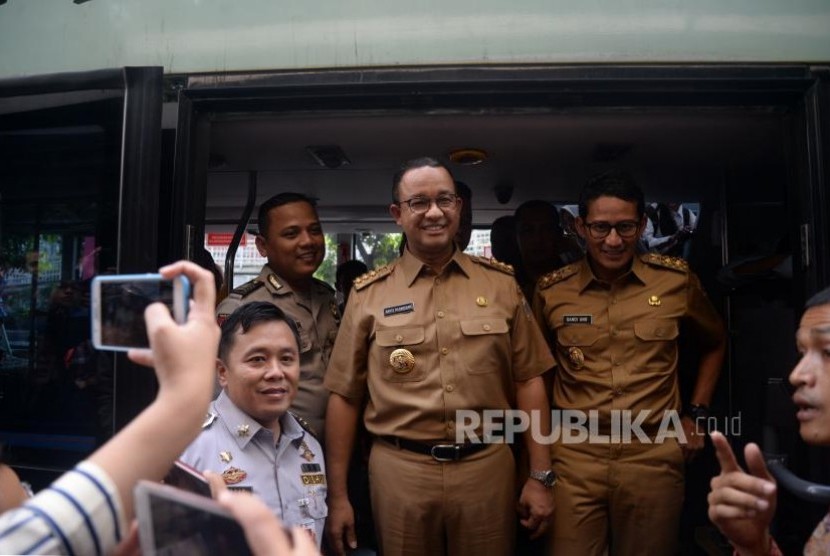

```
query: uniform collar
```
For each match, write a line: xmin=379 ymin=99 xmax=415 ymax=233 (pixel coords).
xmin=578 ymin=254 xmax=648 ymax=293
xmin=214 ymin=390 xmax=305 ymax=448
xmin=399 ymin=247 xmax=470 ymax=287
xmin=259 ymin=264 xmax=322 ymax=297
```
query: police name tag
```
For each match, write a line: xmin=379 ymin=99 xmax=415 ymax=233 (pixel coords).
xmin=301 ymin=463 xmax=322 ymax=473
xmin=384 ymin=302 xmax=414 ymax=316
xmin=563 ymin=315 xmax=592 ymax=324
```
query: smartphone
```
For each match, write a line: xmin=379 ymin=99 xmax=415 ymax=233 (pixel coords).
xmin=163 ymin=460 xmax=212 ymax=498
xmin=90 ymin=274 xmax=190 ymax=351
xmin=134 ymin=480 xmax=252 ymax=556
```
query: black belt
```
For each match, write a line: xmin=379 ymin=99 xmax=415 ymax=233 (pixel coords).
xmin=379 ymin=436 xmax=487 ymax=462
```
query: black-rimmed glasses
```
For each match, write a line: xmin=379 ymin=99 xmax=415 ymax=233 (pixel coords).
xmin=397 ymin=193 xmax=459 ymax=214
xmin=583 ymin=220 xmax=640 ymax=239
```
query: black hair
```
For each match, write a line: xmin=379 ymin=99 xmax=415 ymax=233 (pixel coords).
xmin=391 ymin=157 xmax=455 ymax=202
xmin=257 ymin=192 xmax=319 ymax=238
xmin=805 ymin=286 xmax=830 ymax=311
xmin=578 ymin=170 xmax=645 ymax=219
xmin=514 ymin=200 xmax=561 ymax=231
xmin=218 ymin=302 xmax=301 ymax=361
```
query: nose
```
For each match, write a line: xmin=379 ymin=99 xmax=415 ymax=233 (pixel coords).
xmin=604 ymin=228 xmax=624 ymax=247
xmin=263 ymin=358 xmax=287 ymax=380
xmin=297 ymin=229 xmax=314 ymax=246
xmin=789 ymin=352 xmax=817 ymax=389
xmin=424 ymin=199 xmax=444 ymax=218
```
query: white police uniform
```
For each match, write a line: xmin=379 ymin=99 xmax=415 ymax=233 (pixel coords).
xmin=180 ymin=391 xmax=327 ymax=547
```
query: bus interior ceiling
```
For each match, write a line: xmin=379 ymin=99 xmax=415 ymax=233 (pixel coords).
xmin=202 ymin=107 xmax=788 ymax=236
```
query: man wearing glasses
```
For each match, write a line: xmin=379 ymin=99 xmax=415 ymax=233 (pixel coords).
xmin=324 ymin=157 xmax=555 ymax=556
xmin=532 ymin=171 xmax=726 ymax=555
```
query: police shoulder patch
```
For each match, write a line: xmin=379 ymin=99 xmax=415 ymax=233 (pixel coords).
xmin=353 ymin=264 xmax=393 ymax=291
xmin=471 ymin=256 xmax=514 ymax=275
xmin=538 ymin=264 xmax=579 ymax=290
xmin=642 ymin=253 xmax=689 ymax=273
xmin=230 ymin=280 xmax=265 ymax=298
xmin=289 ymin=411 xmax=319 ymax=439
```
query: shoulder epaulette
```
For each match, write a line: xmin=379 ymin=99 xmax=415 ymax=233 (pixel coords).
xmin=230 ymin=280 xmax=265 ymax=297
xmin=642 ymin=253 xmax=689 ymax=273
xmin=538 ymin=264 xmax=579 ymax=290
xmin=353 ymin=264 xmax=393 ymax=291
xmin=313 ymin=277 xmax=335 ymax=292
xmin=471 ymin=256 xmax=514 ymax=276
xmin=289 ymin=411 xmax=319 ymax=439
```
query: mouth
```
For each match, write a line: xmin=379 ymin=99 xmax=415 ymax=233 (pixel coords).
xmin=421 ymin=223 xmax=446 ymax=233
xmin=260 ymin=386 xmax=290 ymax=399
xmin=297 ymin=251 xmax=318 ymax=262
xmin=793 ymin=394 xmax=820 ymax=421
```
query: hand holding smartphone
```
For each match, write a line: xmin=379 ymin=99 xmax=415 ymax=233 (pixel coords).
xmin=91 ymin=274 xmax=190 ymax=351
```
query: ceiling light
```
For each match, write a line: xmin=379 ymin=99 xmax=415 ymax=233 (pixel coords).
xmin=449 ymin=148 xmax=487 ymax=166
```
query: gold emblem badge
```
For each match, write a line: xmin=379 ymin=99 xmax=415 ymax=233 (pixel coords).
xmin=219 ymin=451 xmax=233 ymax=463
xmin=222 ymin=467 xmax=247 ymax=485
xmin=300 ymin=441 xmax=315 ymax=462
xmin=568 ymin=347 xmax=585 ymax=369
xmin=476 ymin=296 xmax=488 ymax=307
xmin=236 ymin=424 xmax=250 ymax=437
xmin=389 ymin=348 xmax=416 ymax=373
xmin=648 ymin=295 xmax=662 ymax=307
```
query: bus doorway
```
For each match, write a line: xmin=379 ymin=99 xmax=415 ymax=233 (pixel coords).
xmin=169 ymin=64 xmax=829 ymax=553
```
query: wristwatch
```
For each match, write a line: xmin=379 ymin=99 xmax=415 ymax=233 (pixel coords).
xmin=685 ymin=404 xmax=711 ymax=421
xmin=529 ymin=469 xmax=557 ymax=487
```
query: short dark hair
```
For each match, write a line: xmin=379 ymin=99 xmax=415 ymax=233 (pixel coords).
xmin=257 ymin=192 xmax=318 ymax=238
xmin=218 ymin=302 xmax=301 ymax=361
xmin=336 ymin=259 xmax=368 ymax=287
xmin=514 ymin=200 xmax=561 ymax=231
xmin=578 ymin=170 xmax=645 ymax=219
xmin=391 ymin=157 xmax=455 ymax=202
xmin=805 ymin=286 xmax=830 ymax=311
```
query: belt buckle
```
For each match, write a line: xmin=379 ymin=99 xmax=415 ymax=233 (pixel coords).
xmin=430 ymin=444 xmax=461 ymax=462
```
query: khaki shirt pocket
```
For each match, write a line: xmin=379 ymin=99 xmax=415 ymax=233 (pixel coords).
xmin=555 ymin=325 xmax=600 ymax=368
xmin=459 ymin=318 xmax=509 ymax=374
xmin=556 ymin=326 xmax=601 ymax=347
xmin=375 ymin=326 xmax=427 ymax=382
xmin=633 ymin=319 xmax=679 ymax=342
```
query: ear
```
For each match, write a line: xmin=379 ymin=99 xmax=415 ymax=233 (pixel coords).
xmin=389 ymin=203 xmax=403 ymax=225
xmin=254 ymin=235 xmax=268 ymax=257
xmin=575 ymin=217 xmax=587 ymax=240
xmin=216 ymin=358 xmax=229 ymax=389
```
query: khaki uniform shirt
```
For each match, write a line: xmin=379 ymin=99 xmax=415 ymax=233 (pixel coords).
xmin=180 ymin=392 xmax=327 ymax=547
xmin=324 ymin=249 xmax=555 ymax=441
xmin=532 ymin=254 xmax=724 ymax=432
xmin=216 ymin=264 xmax=340 ymax=437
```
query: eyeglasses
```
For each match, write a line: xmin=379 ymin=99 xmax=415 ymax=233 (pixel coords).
xmin=583 ymin=220 xmax=640 ymax=239
xmin=397 ymin=193 xmax=459 ymax=214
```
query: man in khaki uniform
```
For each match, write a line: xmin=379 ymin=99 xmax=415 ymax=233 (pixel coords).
xmin=532 ymin=171 xmax=726 ymax=555
xmin=325 ymin=157 xmax=556 ymax=556
xmin=217 ymin=192 xmax=339 ymax=438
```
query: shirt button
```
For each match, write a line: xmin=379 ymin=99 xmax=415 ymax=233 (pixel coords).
xmin=611 ymin=328 xmax=618 ymax=337
xmin=655 ymin=329 xmax=664 ymax=337
xmin=441 ymin=347 xmax=449 ymax=355
xmin=614 ymin=388 xmax=623 ymax=397
xmin=447 ymin=420 xmax=455 ymax=429
xmin=395 ymin=334 xmax=403 ymax=342
xmin=483 ymin=324 xmax=491 ymax=331
xmin=446 ymin=384 xmax=455 ymax=392
xmin=611 ymin=297 xmax=618 ymax=304
xmin=435 ymin=278 xmax=441 ymax=284
xmin=614 ymin=361 xmax=621 ymax=367
xmin=437 ymin=311 xmax=445 ymax=318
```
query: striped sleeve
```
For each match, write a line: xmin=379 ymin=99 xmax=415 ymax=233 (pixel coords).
xmin=0 ymin=461 xmax=125 ymax=555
